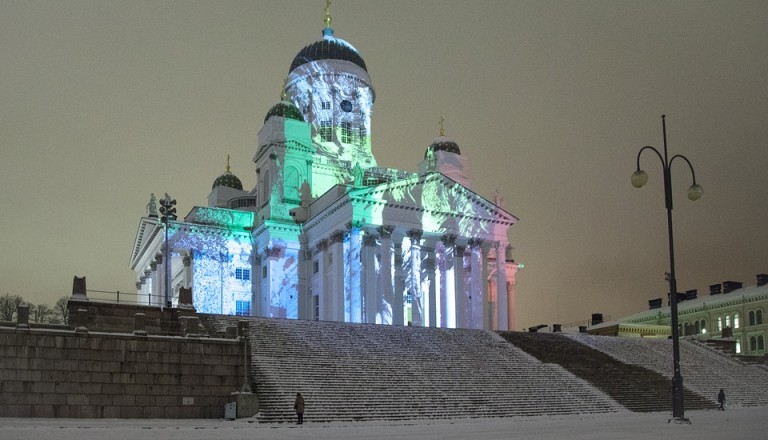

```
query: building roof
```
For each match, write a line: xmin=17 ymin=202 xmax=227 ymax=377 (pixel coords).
xmin=289 ymin=30 xmax=367 ymax=73
xmin=621 ymin=283 xmax=768 ymax=323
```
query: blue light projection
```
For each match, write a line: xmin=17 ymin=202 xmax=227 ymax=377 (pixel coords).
xmin=167 ymin=207 xmax=254 ymax=315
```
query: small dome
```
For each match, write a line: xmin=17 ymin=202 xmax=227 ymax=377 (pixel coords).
xmin=290 ymin=32 xmax=367 ymax=73
xmin=425 ymin=135 xmax=461 ymax=159
xmin=212 ymin=172 xmax=243 ymax=191
xmin=264 ymin=100 xmax=305 ymax=123
xmin=212 ymin=155 xmax=243 ymax=190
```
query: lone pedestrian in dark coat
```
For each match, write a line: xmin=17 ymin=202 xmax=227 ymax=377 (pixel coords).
xmin=293 ymin=392 xmax=305 ymax=424
xmin=717 ymin=388 xmax=726 ymax=410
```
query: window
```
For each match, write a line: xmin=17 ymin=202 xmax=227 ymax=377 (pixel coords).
xmin=359 ymin=126 xmax=367 ymax=140
xmin=313 ymin=295 xmax=320 ymax=321
xmin=235 ymin=300 xmax=250 ymax=317
xmin=313 ymin=260 xmax=319 ymax=274
xmin=734 ymin=313 xmax=740 ymax=329
xmin=320 ymin=120 xmax=333 ymax=142
xmin=341 ymin=121 xmax=353 ymax=143
xmin=750 ymin=311 xmax=756 ymax=326
xmin=735 ymin=338 xmax=741 ymax=354
xmin=235 ymin=268 xmax=250 ymax=281
xmin=717 ymin=316 xmax=723 ymax=331
xmin=750 ymin=336 xmax=757 ymax=352
xmin=758 ymin=310 xmax=764 ymax=325
xmin=321 ymin=101 xmax=331 ymax=110
xmin=262 ymin=266 xmax=268 ymax=278
xmin=725 ymin=315 xmax=731 ymax=328
xmin=759 ymin=335 xmax=765 ymax=351
xmin=701 ymin=319 xmax=707 ymax=333
xmin=694 ymin=321 xmax=700 ymax=334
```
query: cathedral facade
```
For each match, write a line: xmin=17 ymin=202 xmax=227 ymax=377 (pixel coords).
xmin=129 ymin=9 xmax=520 ymax=331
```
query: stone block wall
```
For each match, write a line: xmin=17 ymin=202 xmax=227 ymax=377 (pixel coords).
xmin=0 ymin=326 xmax=247 ymax=418
xmin=66 ymin=300 xmax=195 ymax=335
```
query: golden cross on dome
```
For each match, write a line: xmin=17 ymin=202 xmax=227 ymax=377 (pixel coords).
xmin=226 ymin=154 xmax=231 ymax=173
xmin=324 ymin=0 xmax=333 ymax=28
xmin=439 ymin=116 xmax=445 ymax=136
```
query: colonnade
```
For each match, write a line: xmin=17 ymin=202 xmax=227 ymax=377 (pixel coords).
xmin=308 ymin=224 xmax=514 ymax=331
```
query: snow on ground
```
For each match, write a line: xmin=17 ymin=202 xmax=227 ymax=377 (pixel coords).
xmin=2 ymin=407 xmax=767 ymax=440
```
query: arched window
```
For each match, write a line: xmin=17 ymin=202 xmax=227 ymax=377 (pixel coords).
xmin=734 ymin=313 xmax=740 ymax=329
xmin=695 ymin=321 xmax=701 ymax=334
xmin=750 ymin=336 xmax=757 ymax=351
xmin=749 ymin=311 xmax=756 ymax=326
xmin=759 ymin=336 xmax=765 ymax=351
xmin=717 ymin=316 xmax=723 ymax=331
xmin=725 ymin=315 xmax=731 ymax=328
xmin=701 ymin=319 xmax=707 ymax=333
xmin=735 ymin=338 xmax=741 ymax=354
xmin=758 ymin=310 xmax=764 ymax=325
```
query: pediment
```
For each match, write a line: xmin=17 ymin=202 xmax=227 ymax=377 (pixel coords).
xmin=346 ymin=172 xmax=518 ymax=238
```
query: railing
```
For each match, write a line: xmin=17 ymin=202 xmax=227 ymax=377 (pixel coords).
xmin=85 ymin=289 xmax=142 ymax=305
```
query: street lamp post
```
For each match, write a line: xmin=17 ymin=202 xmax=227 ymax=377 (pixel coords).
xmin=159 ymin=193 xmax=177 ymax=309
xmin=631 ymin=115 xmax=702 ymax=421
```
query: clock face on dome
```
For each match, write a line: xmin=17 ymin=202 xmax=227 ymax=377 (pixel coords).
xmin=340 ymin=99 xmax=353 ymax=112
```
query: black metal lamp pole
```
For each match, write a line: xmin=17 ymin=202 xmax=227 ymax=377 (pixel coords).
xmin=632 ymin=115 xmax=702 ymax=421
xmin=159 ymin=193 xmax=177 ymax=308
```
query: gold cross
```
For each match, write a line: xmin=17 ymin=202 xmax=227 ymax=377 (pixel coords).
xmin=324 ymin=0 xmax=333 ymax=28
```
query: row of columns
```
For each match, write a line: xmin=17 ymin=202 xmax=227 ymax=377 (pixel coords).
xmin=136 ymin=253 xmax=194 ymax=308
xmin=309 ymin=224 xmax=512 ymax=330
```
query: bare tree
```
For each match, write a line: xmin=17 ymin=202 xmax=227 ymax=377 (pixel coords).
xmin=0 ymin=293 xmax=24 ymax=321
xmin=34 ymin=304 xmax=52 ymax=323
xmin=53 ymin=296 xmax=70 ymax=325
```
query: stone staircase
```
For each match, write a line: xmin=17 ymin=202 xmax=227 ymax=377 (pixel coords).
xmin=567 ymin=334 xmax=768 ymax=407
xmin=198 ymin=315 xmax=621 ymax=422
xmin=498 ymin=332 xmax=716 ymax=412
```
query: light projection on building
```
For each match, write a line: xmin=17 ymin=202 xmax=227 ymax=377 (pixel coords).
xmin=130 ymin=6 xmax=519 ymax=331
xmin=166 ymin=207 xmax=255 ymax=315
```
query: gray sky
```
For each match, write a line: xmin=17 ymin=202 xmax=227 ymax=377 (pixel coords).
xmin=1 ymin=0 xmax=767 ymax=330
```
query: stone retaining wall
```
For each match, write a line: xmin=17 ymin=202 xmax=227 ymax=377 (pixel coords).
xmin=0 ymin=326 xmax=247 ymax=418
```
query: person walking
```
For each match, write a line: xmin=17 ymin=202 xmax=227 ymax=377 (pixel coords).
xmin=293 ymin=392 xmax=305 ymax=424
xmin=717 ymin=388 xmax=726 ymax=410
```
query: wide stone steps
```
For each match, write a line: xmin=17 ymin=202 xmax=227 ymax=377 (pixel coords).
xmin=199 ymin=315 xmax=620 ymax=422
xmin=499 ymin=331 xmax=717 ymax=413
xmin=567 ymin=334 xmax=768 ymax=407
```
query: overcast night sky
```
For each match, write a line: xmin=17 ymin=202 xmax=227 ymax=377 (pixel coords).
xmin=1 ymin=0 xmax=767 ymax=330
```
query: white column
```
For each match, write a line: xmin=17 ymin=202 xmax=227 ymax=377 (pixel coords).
xmin=506 ymin=244 xmax=517 ymax=332
xmin=393 ymin=237 xmax=405 ymax=326
xmin=439 ymin=235 xmax=455 ymax=328
xmin=423 ymin=246 xmax=437 ymax=328
xmin=469 ymin=239 xmax=484 ymax=329
xmin=378 ymin=226 xmax=395 ymax=325
xmin=481 ymin=241 xmax=491 ymax=330
xmin=314 ymin=240 xmax=328 ymax=320
xmin=407 ymin=229 xmax=423 ymax=327
xmin=454 ymin=244 xmax=466 ymax=328
xmin=347 ymin=224 xmax=363 ymax=323
xmin=363 ymin=233 xmax=378 ymax=324
xmin=495 ymin=241 xmax=509 ymax=331
xmin=328 ymin=230 xmax=346 ymax=322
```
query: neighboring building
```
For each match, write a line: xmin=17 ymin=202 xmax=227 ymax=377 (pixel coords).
xmin=129 ymin=7 xmax=520 ymax=330
xmin=589 ymin=274 xmax=768 ymax=356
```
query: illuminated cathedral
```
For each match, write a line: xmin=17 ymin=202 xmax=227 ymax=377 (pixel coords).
xmin=129 ymin=6 xmax=520 ymax=331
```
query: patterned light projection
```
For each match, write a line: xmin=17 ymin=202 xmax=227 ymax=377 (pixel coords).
xmin=131 ymin=6 xmax=518 ymax=331
xmin=168 ymin=207 xmax=254 ymax=315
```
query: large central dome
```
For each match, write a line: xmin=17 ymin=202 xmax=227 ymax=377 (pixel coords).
xmin=289 ymin=29 xmax=367 ymax=73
